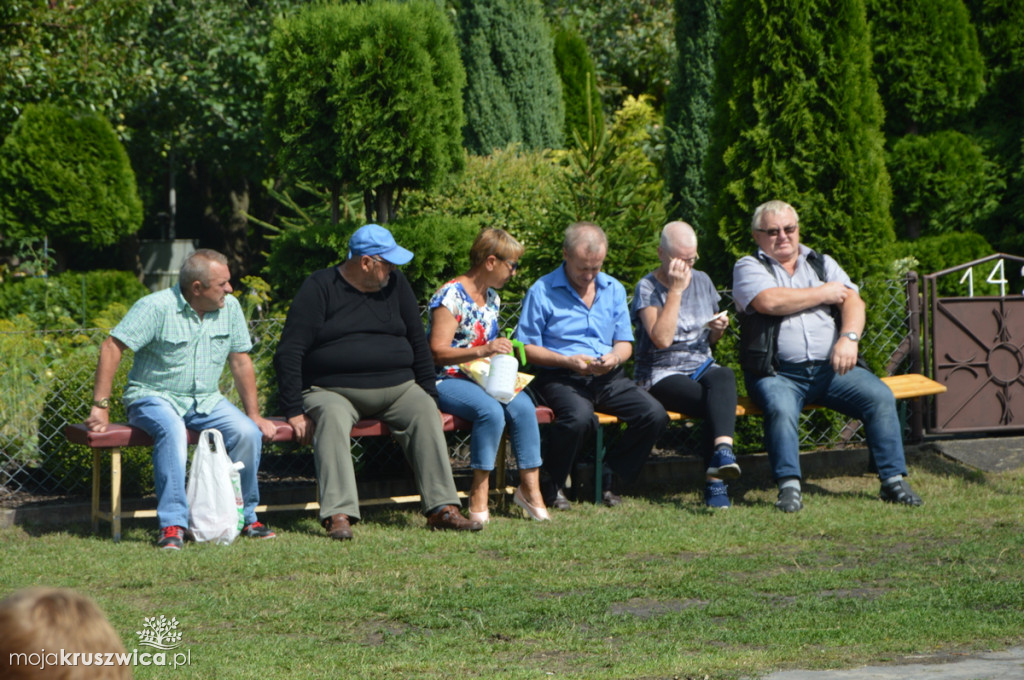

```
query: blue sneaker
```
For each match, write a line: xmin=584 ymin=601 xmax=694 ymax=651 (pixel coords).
xmin=706 ymin=447 xmax=741 ymax=480
xmin=704 ymin=480 xmax=731 ymax=508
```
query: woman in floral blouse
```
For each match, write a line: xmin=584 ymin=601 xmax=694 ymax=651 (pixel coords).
xmin=428 ymin=229 xmax=549 ymax=523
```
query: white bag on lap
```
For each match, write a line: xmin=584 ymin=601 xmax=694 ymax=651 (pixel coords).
xmin=186 ymin=429 xmax=243 ymax=545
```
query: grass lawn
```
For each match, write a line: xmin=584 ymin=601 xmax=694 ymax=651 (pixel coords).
xmin=2 ymin=447 xmax=1022 ymax=679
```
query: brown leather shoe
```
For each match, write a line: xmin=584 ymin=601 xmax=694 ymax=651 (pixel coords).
xmin=426 ymin=505 xmax=483 ymax=532
xmin=321 ymin=514 xmax=353 ymax=541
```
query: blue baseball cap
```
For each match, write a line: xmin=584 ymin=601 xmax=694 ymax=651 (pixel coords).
xmin=346 ymin=224 xmax=414 ymax=265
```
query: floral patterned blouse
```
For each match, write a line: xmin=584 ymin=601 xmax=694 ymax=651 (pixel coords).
xmin=427 ymin=279 xmax=501 ymax=378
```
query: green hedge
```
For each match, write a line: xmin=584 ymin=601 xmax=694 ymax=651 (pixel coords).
xmin=0 ymin=270 xmax=148 ymax=329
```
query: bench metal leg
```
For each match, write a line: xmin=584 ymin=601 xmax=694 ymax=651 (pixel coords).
xmin=594 ymin=427 xmax=605 ymax=504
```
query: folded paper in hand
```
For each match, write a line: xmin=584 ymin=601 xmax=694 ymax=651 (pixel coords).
xmin=702 ymin=311 xmax=728 ymax=328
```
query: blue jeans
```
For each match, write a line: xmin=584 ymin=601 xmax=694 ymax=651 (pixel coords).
xmin=436 ymin=377 xmax=543 ymax=471
xmin=745 ymin=362 xmax=907 ymax=482
xmin=127 ymin=396 xmax=263 ymax=529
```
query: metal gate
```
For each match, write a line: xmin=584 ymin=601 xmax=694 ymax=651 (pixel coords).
xmin=924 ymin=254 xmax=1024 ymax=433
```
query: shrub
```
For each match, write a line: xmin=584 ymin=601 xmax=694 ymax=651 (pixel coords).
xmin=0 ymin=103 xmax=142 ymax=256
xmin=262 ymin=214 xmax=478 ymax=309
xmin=386 ymin=215 xmax=479 ymax=302
xmin=0 ymin=270 xmax=148 ymax=329
xmin=262 ymin=218 xmax=361 ymax=308
xmin=894 ymin=231 xmax=999 ymax=297
xmin=0 ymin=316 xmax=52 ymax=462
xmin=889 ymin=130 xmax=1004 ymax=239
xmin=401 ymin=147 xmax=564 ymax=300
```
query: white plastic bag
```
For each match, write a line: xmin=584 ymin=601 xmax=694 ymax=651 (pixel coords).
xmin=186 ymin=428 xmax=243 ymax=545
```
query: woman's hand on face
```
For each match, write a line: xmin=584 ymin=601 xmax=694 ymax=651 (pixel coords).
xmin=665 ymin=258 xmax=692 ymax=292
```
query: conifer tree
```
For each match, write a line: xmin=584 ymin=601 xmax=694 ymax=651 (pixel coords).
xmin=264 ymin=1 xmax=465 ymax=224
xmin=552 ymin=24 xmax=603 ymax=148
xmin=964 ymin=0 xmax=1024 ymax=254
xmin=458 ymin=0 xmax=564 ymax=155
xmin=866 ymin=0 xmax=992 ymax=241
xmin=665 ymin=0 xmax=721 ymax=236
xmin=866 ymin=0 xmax=984 ymax=136
xmin=0 ymin=104 xmax=142 ymax=262
xmin=706 ymin=0 xmax=893 ymax=285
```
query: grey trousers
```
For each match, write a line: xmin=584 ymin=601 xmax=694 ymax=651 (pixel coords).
xmin=302 ymin=381 xmax=461 ymax=521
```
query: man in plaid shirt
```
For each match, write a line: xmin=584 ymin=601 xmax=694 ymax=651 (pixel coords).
xmin=85 ymin=249 xmax=278 ymax=549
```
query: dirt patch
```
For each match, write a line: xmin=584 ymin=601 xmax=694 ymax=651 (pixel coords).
xmin=608 ymin=597 xmax=707 ymax=619
xmin=815 ymin=587 xmax=889 ymax=600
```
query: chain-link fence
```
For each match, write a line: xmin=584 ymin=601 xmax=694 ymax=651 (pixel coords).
xmin=0 ymin=275 xmax=917 ymax=505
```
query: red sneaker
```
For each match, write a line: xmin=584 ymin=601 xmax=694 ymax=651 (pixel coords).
xmin=241 ymin=521 xmax=276 ymax=539
xmin=157 ymin=525 xmax=185 ymax=550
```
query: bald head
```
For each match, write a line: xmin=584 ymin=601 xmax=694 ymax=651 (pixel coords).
xmin=660 ymin=221 xmax=697 ymax=252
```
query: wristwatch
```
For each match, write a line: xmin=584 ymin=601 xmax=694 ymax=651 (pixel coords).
xmin=93 ymin=398 xmax=110 ymax=409
xmin=840 ymin=331 xmax=860 ymax=342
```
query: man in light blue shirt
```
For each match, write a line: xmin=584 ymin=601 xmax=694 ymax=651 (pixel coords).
xmin=86 ymin=249 xmax=278 ymax=549
xmin=732 ymin=200 xmax=923 ymax=513
xmin=518 ymin=222 xmax=668 ymax=509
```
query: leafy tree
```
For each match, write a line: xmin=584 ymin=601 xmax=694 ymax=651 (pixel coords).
xmin=0 ymin=1 xmax=155 ymax=139
xmin=0 ymin=104 xmax=142 ymax=264
xmin=665 ymin=0 xmax=722 ymax=235
xmin=540 ymin=0 xmax=676 ymax=110
xmin=458 ymin=0 xmax=564 ymax=155
xmin=0 ymin=0 xmax=305 ymax=279
xmin=866 ymin=0 xmax=985 ymax=136
xmin=125 ymin=0 xmax=304 ymax=278
xmin=265 ymin=0 xmax=466 ymax=224
xmin=706 ymin=0 xmax=893 ymax=286
xmin=552 ymin=24 xmax=603 ymax=147
xmin=888 ymin=130 xmax=1003 ymax=239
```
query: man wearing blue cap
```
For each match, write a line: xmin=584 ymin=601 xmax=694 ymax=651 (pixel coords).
xmin=274 ymin=224 xmax=482 ymax=539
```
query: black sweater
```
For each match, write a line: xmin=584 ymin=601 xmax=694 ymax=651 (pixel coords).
xmin=274 ymin=266 xmax=438 ymax=418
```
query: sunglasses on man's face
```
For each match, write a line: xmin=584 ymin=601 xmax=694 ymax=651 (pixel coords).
xmin=755 ymin=225 xmax=798 ymax=238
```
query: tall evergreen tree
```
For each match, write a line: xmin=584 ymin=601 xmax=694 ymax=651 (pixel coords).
xmin=866 ymin=0 xmax=984 ymax=136
xmin=665 ymin=0 xmax=721 ymax=236
xmin=265 ymin=1 xmax=465 ymax=224
xmin=965 ymin=0 xmax=1024 ymax=254
xmin=706 ymin=0 xmax=893 ymax=285
xmin=552 ymin=24 xmax=603 ymax=148
xmin=545 ymin=96 xmax=665 ymax=287
xmin=458 ymin=0 xmax=564 ymax=155
xmin=865 ymin=0 xmax=992 ymax=241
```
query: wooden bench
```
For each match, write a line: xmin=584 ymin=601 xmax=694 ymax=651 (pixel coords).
xmin=65 ymin=407 xmax=556 ymax=542
xmin=591 ymin=373 xmax=947 ymax=503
